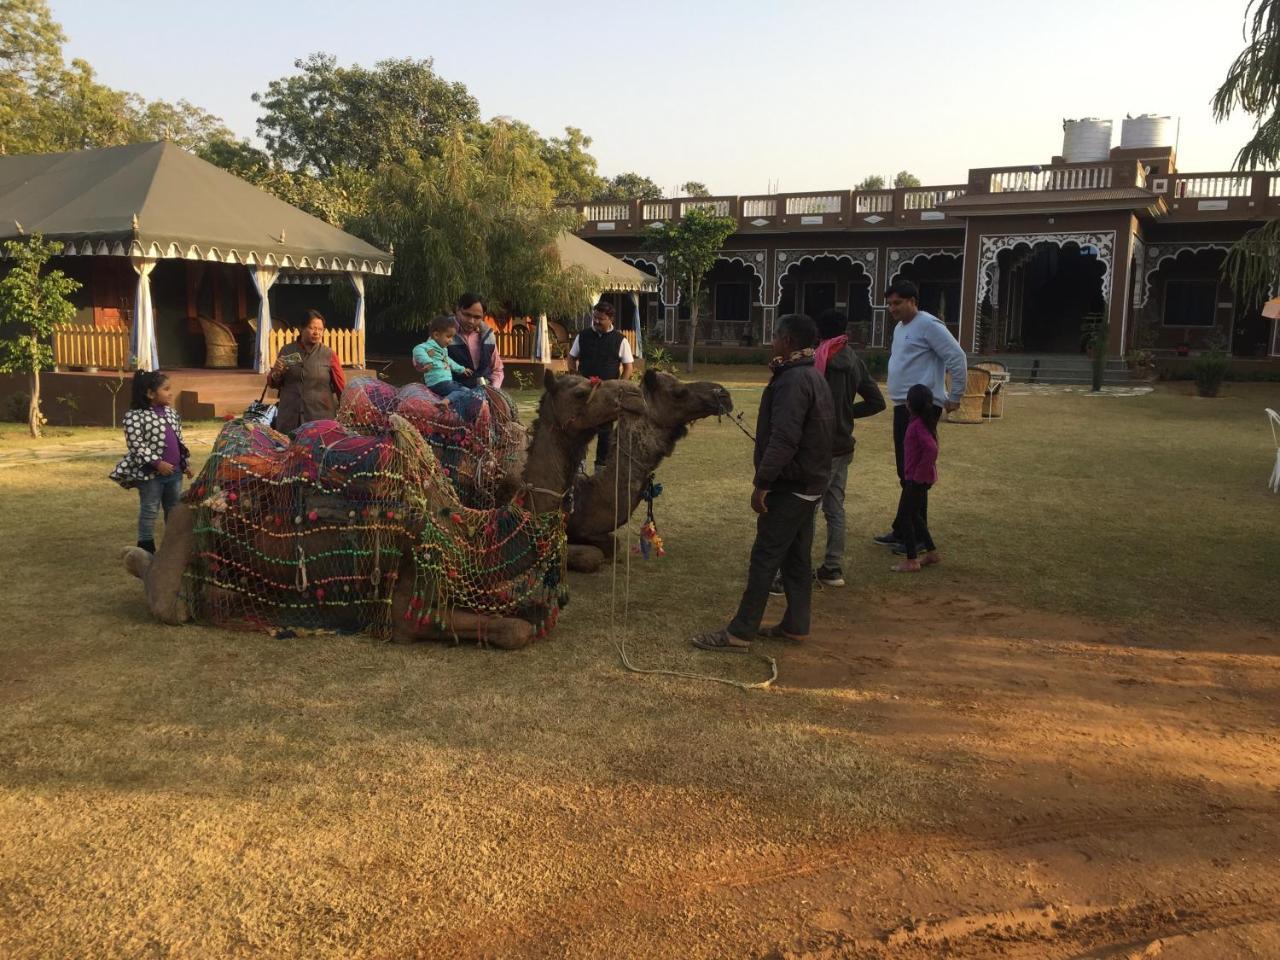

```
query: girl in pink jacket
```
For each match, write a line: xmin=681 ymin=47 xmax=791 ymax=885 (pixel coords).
xmin=892 ymin=383 xmax=941 ymax=572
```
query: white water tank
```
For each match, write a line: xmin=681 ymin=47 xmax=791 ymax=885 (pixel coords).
xmin=1062 ymin=118 xmax=1113 ymax=162
xmin=1120 ymin=114 xmax=1175 ymax=149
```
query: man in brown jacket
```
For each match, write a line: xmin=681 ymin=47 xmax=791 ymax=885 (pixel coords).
xmin=693 ymin=314 xmax=834 ymax=653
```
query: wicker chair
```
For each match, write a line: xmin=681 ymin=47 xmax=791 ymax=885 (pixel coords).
xmin=946 ymin=367 xmax=991 ymax=424
xmin=197 ymin=315 xmax=239 ymax=369
xmin=973 ymin=360 xmax=1010 ymax=419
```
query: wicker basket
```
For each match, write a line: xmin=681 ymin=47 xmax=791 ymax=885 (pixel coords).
xmin=973 ymin=360 xmax=1010 ymax=419
xmin=198 ymin=315 xmax=239 ymax=369
xmin=947 ymin=367 xmax=991 ymax=424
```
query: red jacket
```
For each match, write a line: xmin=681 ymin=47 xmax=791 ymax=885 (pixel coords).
xmin=903 ymin=416 xmax=938 ymax=485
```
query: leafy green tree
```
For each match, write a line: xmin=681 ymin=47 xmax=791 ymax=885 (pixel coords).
xmin=893 ymin=170 xmax=921 ymax=188
xmin=0 ymin=235 xmax=80 ymax=437
xmin=361 ymin=124 xmax=591 ymax=328
xmin=2 ymin=0 xmax=235 ymax=154
xmin=541 ymin=126 xmax=604 ymax=201
xmin=1215 ymin=0 xmax=1280 ymax=303
xmin=595 ymin=172 xmax=664 ymax=202
xmin=679 ymin=181 xmax=711 ymax=197
xmin=253 ymin=53 xmax=479 ymax=177
xmin=198 ymin=137 xmax=272 ymax=179
xmin=855 ymin=174 xmax=886 ymax=191
xmin=643 ymin=207 xmax=738 ymax=372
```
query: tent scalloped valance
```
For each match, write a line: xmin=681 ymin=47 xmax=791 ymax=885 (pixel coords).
xmin=55 ymin=238 xmax=392 ymax=276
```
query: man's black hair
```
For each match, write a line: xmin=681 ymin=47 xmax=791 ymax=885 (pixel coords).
xmin=815 ymin=308 xmax=848 ymax=341
xmin=884 ymin=280 xmax=919 ymax=301
xmin=592 ymin=300 xmax=615 ymax=318
xmin=456 ymin=292 xmax=485 ymax=311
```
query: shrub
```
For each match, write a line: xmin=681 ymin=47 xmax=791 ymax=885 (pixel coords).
xmin=1192 ymin=351 xmax=1232 ymax=397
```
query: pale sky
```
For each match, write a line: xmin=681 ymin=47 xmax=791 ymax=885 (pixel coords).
xmin=54 ymin=0 xmax=1263 ymax=194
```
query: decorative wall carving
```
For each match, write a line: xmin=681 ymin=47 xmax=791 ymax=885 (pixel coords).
xmin=772 ymin=248 xmax=878 ymax=307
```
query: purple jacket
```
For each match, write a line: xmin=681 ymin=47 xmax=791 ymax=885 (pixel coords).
xmin=903 ymin=416 xmax=938 ymax=485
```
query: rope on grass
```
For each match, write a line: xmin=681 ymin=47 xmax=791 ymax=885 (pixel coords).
xmin=607 ymin=415 xmax=776 ymax=691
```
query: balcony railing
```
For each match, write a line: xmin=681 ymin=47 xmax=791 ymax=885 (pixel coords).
xmin=582 ymin=203 xmax=630 ymax=222
xmin=742 ymin=197 xmax=777 ymax=218
xmin=641 ymin=201 xmax=672 ymax=220
xmin=903 ymin=187 xmax=966 ymax=209
xmin=567 ymin=163 xmax=1280 ymax=235
xmin=1174 ymin=175 xmax=1251 ymax=198
xmin=785 ymin=194 xmax=842 ymax=215
xmin=679 ymin=198 xmax=733 ymax=216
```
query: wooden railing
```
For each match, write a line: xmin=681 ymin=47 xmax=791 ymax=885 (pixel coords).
xmin=495 ymin=327 xmax=533 ymax=360
xmin=269 ymin=328 xmax=365 ymax=368
xmin=53 ymin=326 xmax=130 ymax=369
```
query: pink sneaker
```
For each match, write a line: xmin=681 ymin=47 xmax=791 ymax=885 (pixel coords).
xmin=891 ymin=559 xmax=922 ymax=573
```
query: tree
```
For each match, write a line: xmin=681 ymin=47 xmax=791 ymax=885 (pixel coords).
xmin=253 ymin=53 xmax=479 ymax=177
xmin=855 ymin=174 xmax=885 ymax=191
xmin=2 ymin=0 xmax=236 ymax=155
xmin=679 ymin=181 xmax=711 ymax=197
xmin=643 ymin=207 xmax=738 ymax=373
xmin=594 ymin=172 xmax=664 ymax=202
xmin=360 ymin=124 xmax=591 ymax=328
xmin=0 ymin=235 xmax=80 ymax=437
xmin=541 ymin=126 xmax=604 ymax=201
xmin=1215 ymin=0 xmax=1280 ymax=303
xmin=894 ymin=170 xmax=921 ymax=188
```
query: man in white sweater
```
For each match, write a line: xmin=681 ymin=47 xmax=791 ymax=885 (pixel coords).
xmin=874 ymin=280 xmax=967 ymax=550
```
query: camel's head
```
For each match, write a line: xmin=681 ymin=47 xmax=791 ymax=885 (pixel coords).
xmin=641 ymin=369 xmax=733 ymax=430
xmin=540 ymin=369 xmax=643 ymax=433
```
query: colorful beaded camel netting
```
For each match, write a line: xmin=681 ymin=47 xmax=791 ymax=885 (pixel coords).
xmin=181 ymin=380 xmax=566 ymax=640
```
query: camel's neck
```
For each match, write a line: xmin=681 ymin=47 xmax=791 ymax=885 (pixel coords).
xmin=578 ymin=411 xmax=682 ymax=523
xmin=524 ymin=413 xmax=592 ymax=513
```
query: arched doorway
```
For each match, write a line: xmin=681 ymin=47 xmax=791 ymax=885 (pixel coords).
xmin=981 ymin=241 xmax=1107 ymax=353
xmin=776 ymin=255 xmax=873 ymax=329
xmin=891 ymin=251 xmax=962 ymax=339
xmin=1142 ymin=247 xmax=1262 ymax=355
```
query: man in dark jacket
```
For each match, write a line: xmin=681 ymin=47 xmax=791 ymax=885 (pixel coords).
xmin=693 ymin=314 xmax=834 ymax=653
xmin=810 ymin=308 xmax=886 ymax=586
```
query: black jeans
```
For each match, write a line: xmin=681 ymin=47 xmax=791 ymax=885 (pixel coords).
xmin=894 ymin=481 xmax=936 ymax=560
xmin=729 ymin=492 xmax=817 ymax=639
xmin=593 ymin=423 xmax=613 ymax=466
xmin=892 ymin=402 xmax=941 ymax=537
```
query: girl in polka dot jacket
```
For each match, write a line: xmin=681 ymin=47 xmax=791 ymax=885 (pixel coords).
xmin=110 ymin=370 xmax=191 ymax=553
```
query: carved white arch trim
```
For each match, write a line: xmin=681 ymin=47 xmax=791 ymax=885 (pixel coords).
xmin=1140 ymin=242 xmax=1232 ymax=308
xmin=887 ymin=247 xmax=964 ymax=286
xmin=619 ymin=253 xmax=670 ymax=305
xmin=772 ymin=248 xmax=878 ymax=307
xmin=714 ymin=250 xmax=768 ymax=304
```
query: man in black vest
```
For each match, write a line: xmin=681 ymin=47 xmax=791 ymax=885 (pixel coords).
xmin=567 ymin=300 xmax=634 ymax=469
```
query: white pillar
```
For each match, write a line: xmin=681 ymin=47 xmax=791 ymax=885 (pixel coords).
xmin=348 ymin=271 xmax=366 ymax=368
xmin=130 ymin=256 xmax=158 ymax=370
xmin=249 ymin=264 xmax=280 ymax=373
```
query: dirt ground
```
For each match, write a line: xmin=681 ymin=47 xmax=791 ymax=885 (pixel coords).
xmin=466 ymin=588 xmax=1280 ymax=960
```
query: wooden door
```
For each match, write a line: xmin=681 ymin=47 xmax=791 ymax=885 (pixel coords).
xmin=92 ymin=260 xmax=133 ymax=330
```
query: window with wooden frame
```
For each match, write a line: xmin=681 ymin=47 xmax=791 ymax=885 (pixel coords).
xmin=1162 ymin=279 xmax=1218 ymax=327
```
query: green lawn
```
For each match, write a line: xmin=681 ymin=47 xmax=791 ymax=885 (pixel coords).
xmin=0 ymin=372 xmax=1276 ymax=958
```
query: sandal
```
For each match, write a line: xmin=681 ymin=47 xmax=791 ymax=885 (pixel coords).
xmin=891 ymin=559 xmax=922 ymax=573
xmin=692 ymin=629 xmax=752 ymax=653
xmin=756 ymin=625 xmax=807 ymax=643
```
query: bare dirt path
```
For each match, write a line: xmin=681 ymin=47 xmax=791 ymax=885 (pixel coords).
xmin=452 ymin=589 xmax=1280 ymax=959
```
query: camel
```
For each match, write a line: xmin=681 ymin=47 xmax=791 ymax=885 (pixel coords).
xmin=565 ymin=370 xmax=732 ymax=570
xmin=124 ymin=370 xmax=642 ymax=649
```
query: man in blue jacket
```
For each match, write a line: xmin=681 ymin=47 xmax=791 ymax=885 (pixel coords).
xmin=874 ymin=280 xmax=967 ymax=551
xmin=693 ymin=314 xmax=834 ymax=653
